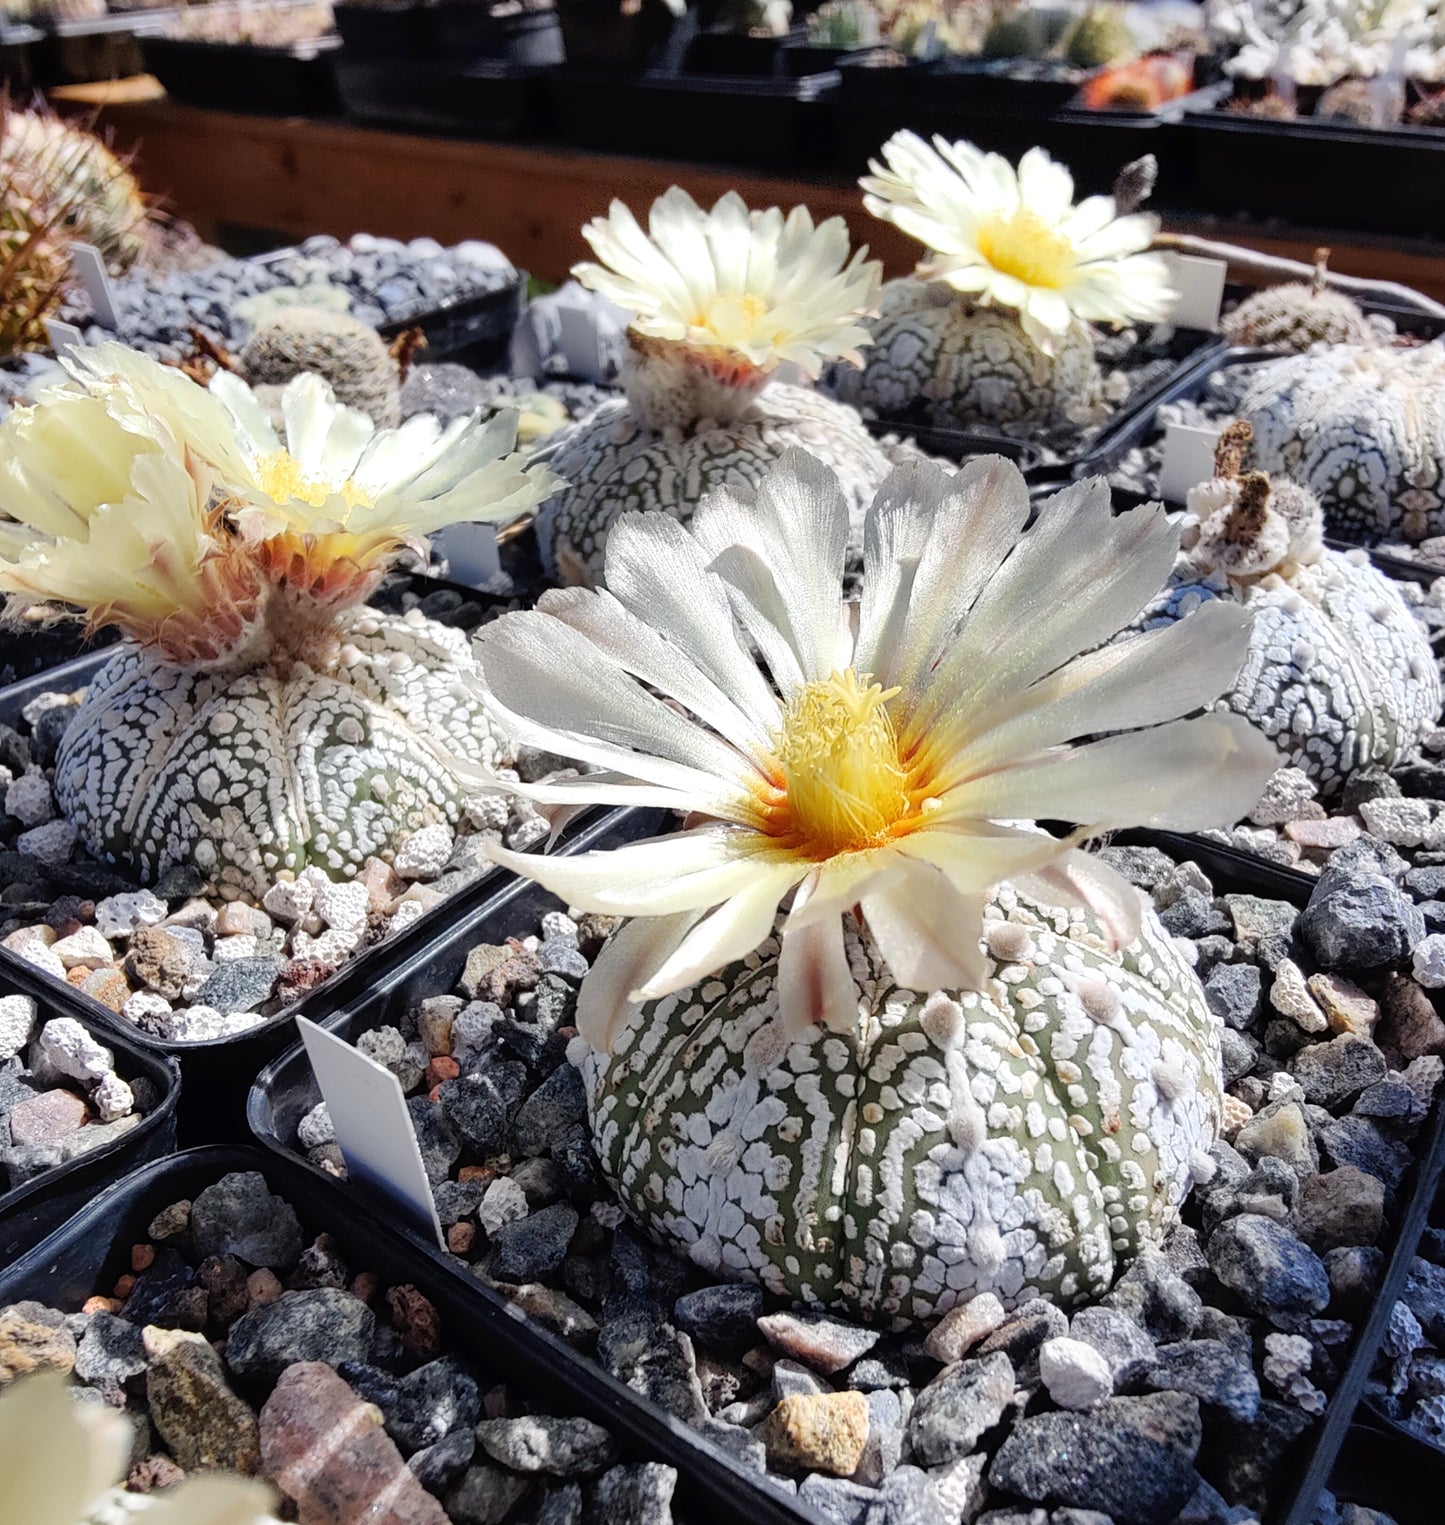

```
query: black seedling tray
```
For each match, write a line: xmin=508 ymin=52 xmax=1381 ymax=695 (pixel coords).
xmin=0 ymin=1146 xmax=804 ymax=1525
xmin=336 ymin=56 xmax=544 ymax=150
xmin=1328 ymin=1420 xmax=1445 ymax=1525
xmin=0 ymin=575 xmax=588 ymax=1145
xmin=333 ymin=0 xmax=427 ymax=55
xmin=0 ymin=1005 xmax=179 ymax=1265
xmin=249 ymin=798 xmax=1445 ymax=1525
xmin=1185 ymin=106 xmax=1445 ymax=239
xmin=378 ymin=268 xmax=525 ymax=366
xmin=143 ymin=35 xmax=344 ymax=115
xmin=423 ymin=3 xmax=563 ymax=62
xmin=0 ymin=1144 xmax=811 ymax=1525
xmin=539 ymin=65 xmax=838 ymax=169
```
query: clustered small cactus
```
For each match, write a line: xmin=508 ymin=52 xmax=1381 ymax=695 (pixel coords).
xmin=238 ymin=305 xmax=404 ymax=429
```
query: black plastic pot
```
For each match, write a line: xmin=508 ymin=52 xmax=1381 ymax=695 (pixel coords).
xmin=0 ymin=575 xmax=587 ymax=1146
xmin=424 ymin=2 xmax=563 ymax=62
xmin=249 ymin=799 xmax=1445 ymax=1525
xmin=31 ymin=9 xmax=167 ymax=87
xmin=0 ymin=1143 xmax=818 ymax=1525
xmin=554 ymin=0 xmax=695 ymax=72
xmin=0 ymin=1010 xmax=179 ymax=1265
xmin=1328 ymin=1421 xmax=1445 ymax=1525
xmin=333 ymin=0 xmax=428 ymax=56
xmin=336 ymin=55 xmax=544 ymax=144
xmin=682 ymin=25 xmax=803 ymax=77
xmin=0 ymin=621 xmax=116 ymax=690
xmin=0 ymin=20 xmax=41 ymax=91
xmin=541 ymin=63 xmax=838 ymax=168
xmin=1185 ymin=106 xmax=1445 ymax=240
xmin=143 ymin=35 xmax=344 ymax=116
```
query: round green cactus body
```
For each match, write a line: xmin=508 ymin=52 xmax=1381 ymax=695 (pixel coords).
xmin=837 ymin=280 xmax=1104 ymax=431
xmin=577 ymin=886 xmax=1223 ymax=1325
xmin=1221 ymin=282 xmax=1373 ymax=353
xmin=534 ymin=383 xmax=892 ymax=585
xmin=55 ymin=607 xmax=504 ymax=898
xmin=1239 ymin=344 xmax=1445 ymax=543
xmin=1064 ymin=4 xmax=1137 ymax=67
xmin=240 ymin=306 xmax=402 ymax=430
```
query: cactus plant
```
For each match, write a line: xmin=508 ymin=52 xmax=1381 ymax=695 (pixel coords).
xmin=472 ymin=449 xmax=1277 ymax=1320
xmin=1063 ymin=2 xmax=1138 ymax=66
xmin=1237 ymin=340 xmax=1445 ymax=543
xmin=1139 ymin=422 xmax=1441 ymax=792
xmin=0 ymin=343 xmax=556 ymax=897
xmin=1221 ymin=250 xmax=1374 ymax=352
xmin=841 ymin=132 xmax=1175 ymax=430
xmin=805 ymin=0 xmax=882 ymax=47
xmin=534 ymin=187 xmax=891 ymax=586
xmin=0 ymin=108 xmax=148 ymax=275
xmin=238 ymin=306 xmax=403 ymax=429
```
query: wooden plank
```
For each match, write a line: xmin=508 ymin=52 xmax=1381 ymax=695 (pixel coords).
xmin=55 ymin=92 xmax=1445 ymax=300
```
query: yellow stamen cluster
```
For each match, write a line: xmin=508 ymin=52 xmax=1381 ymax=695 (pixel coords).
xmin=976 ymin=211 xmax=1076 ymax=292
xmin=773 ymin=669 xmax=914 ymax=857
xmin=255 ymin=451 xmax=373 ymax=514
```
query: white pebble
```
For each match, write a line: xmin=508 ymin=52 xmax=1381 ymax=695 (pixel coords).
xmin=478 ymin=1175 xmax=529 ymax=1237
xmin=36 ymin=1017 xmax=114 ymax=1083
xmin=1360 ymin=797 xmax=1436 ymax=849
xmin=262 ymin=876 xmax=314 ymax=925
xmin=15 ymin=940 xmax=65 ymax=981
xmin=1039 ymin=1337 xmax=1113 ymax=1410
xmin=91 ymin=1071 xmax=134 ymax=1123
xmin=0 ymin=993 xmax=37 ymax=1060
xmin=166 ymin=1007 xmax=265 ymax=1042
xmin=50 ymin=927 xmax=114 ymax=969
xmin=122 ymin=991 xmax=172 ymax=1025
xmin=312 ymin=877 xmax=370 ymax=934
xmin=393 ymin=823 xmax=454 ymax=880
xmin=297 ymin=1101 xmax=335 ymax=1149
xmin=94 ymin=889 xmax=167 ymax=940
xmin=212 ymin=935 xmax=259 ymax=963
xmin=4 ymin=772 xmax=53 ymax=826
xmin=1413 ymin=934 xmax=1445 ymax=990
xmin=17 ymin=818 xmax=77 ymax=867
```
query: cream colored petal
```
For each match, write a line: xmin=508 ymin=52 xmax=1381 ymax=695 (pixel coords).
xmin=893 ymin=822 xmax=1086 ymax=895
xmin=859 ymin=864 xmax=989 ymax=993
xmin=578 ymin=909 xmax=705 ymax=1053
xmin=785 ymin=850 xmax=909 ymax=930
xmin=0 ymin=1373 xmax=128 ymax=1525
xmin=142 ymin=1474 xmax=279 ymax=1525
xmin=1011 ymin=850 xmax=1143 ymax=952
xmin=634 ymin=862 xmax=804 ymax=1000
xmin=777 ymin=912 xmax=861 ymax=1035
xmin=209 ymin=369 xmax=282 ymax=465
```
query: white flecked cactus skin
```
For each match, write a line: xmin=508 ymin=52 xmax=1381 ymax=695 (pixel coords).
xmin=533 ymin=383 xmax=893 ymax=585
xmin=55 ymin=606 xmax=506 ymax=899
xmin=578 ymin=886 xmax=1222 ymax=1327
xmin=1240 ymin=344 xmax=1445 ymax=543
xmin=1219 ymin=282 xmax=1374 ymax=353
xmin=832 ymin=279 xmax=1105 ymax=431
xmin=1139 ymin=555 xmax=1441 ymax=794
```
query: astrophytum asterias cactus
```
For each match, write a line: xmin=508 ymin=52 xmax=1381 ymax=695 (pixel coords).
xmin=534 ymin=187 xmax=892 ymax=586
xmin=0 ymin=342 xmax=557 ymax=897
xmin=471 ymin=449 xmax=1278 ymax=1322
xmin=1238 ymin=340 xmax=1445 ymax=543
xmin=837 ymin=132 xmax=1176 ymax=430
xmin=1139 ymin=421 xmax=1441 ymax=792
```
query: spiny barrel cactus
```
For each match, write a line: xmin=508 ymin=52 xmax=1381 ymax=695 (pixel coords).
xmin=1139 ymin=422 xmax=1441 ymax=793
xmin=0 ymin=343 xmax=557 ymax=898
xmin=842 ymin=132 xmax=1174 ymax=430
xmin=473 ymin=449 xmax=1277 ymax=1322
xmin=1238 ymin=340 xmax=1445 ymax=543
xmin=238 ymin=306 xmax=403 ymax=430
xmin=0 ymin=107 xmax=148 ymax=275
xmin=534 ymin=187 xmax=891 ymax=586
xmin=1063 ymin=3 xmax=1138 ymax=67
xmin=1221 ymin=250 xmax=1373 ymax=353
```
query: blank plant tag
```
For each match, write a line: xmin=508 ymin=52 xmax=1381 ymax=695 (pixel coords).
xmin=433 ymin=523 xmax=501 ymax=587
xmin=1163 ymin=254 xmax=1227 ymax=332
xmin=69 ymin=243 xmax=120 ymax=329
xmin=43 ymin=318 xmax=84 ymax=355
xmin=298 ymin=1017 xmax=444 ymax=1250
xmin=1160 ymin=421 xmax=1225 ymax=504
xmin=558 ymin=304 xmax=609 ymax=381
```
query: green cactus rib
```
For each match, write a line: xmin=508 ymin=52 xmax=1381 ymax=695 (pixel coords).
xmin=579 ymin=887 xmax=1222 ymax=1327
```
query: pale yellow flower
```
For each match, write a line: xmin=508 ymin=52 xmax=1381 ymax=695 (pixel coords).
xmin=861 ymin=132 xmax=1176 ymax=352
xmin=474 ymin=449 xmax=1277 ymax=1050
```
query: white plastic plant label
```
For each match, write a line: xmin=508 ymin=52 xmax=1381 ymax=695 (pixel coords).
xmin=43 ymin=318 xmax=85 ymax=355
xmin=433 ymin=523 xmax=501 ymax=588
xmin=1159 ymin=420 xmax=1225 ymax=505
xmin=69 ymin=242 xmax=120 ymax=329
xmin=1163 ymin=254 xmax=1227 ymax=333
xmin=297 ymin=1016 xmax=445 ymax=1250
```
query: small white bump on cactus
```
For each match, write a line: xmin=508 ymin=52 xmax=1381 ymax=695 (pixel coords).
xmin=536 ymin=188 xmax=891 ymax=585
xmin=1139 ymin=420 xmax=1442 ymax=792
xmin=0 ymin=1372 xmax=278 ymax=1525
xmin=0 ymin=342 xmax=558 ymax=895
xmin=472 ymin=447 xmax=1278 ymax=1319
xmin=843 ymin=132 xmax=1174 ymax=428
xmin=1238 ymin=339 xmax=1445 ymax=544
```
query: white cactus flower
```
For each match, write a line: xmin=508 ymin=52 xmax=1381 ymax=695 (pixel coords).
xmin=474 ymin=449 xmax=1278 ymax=1052
xmin=0 ymin=1372 xmax=276 ymax=1525
xmin=860 ymin=131 xmax=1176 ymax=352
xmin=572 ymin=186 xmax=881 ymax=379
